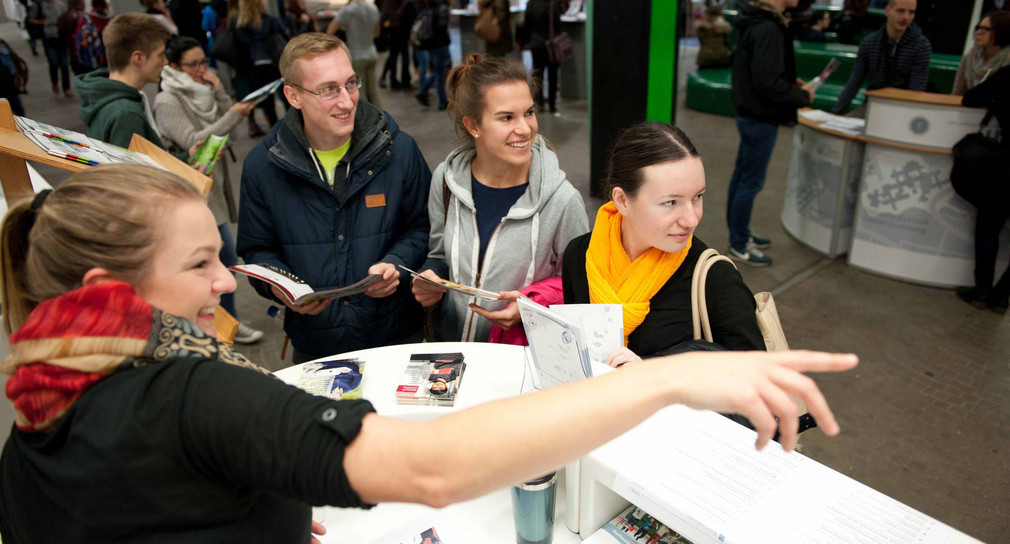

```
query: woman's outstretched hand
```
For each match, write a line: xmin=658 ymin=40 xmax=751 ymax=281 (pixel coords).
xmin=655 ymin=350 xmax=858 ymax=452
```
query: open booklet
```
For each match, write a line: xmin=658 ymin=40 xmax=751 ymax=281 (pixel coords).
xmin=397 ymin=265 xmax=499 ymax=301
xmin=517 ymin=297 xmax=593 ymax=389
xmin=230 ymin=263 xmax=380 ymax=305
xmin=240 ymin=78 xmax=283 ymax=105
xmin=15 ymin=116 xmax=166 ymax=169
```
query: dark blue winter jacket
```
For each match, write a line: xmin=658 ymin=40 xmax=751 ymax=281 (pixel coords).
xmin=237 ymin=102 xmax=431 ymax=356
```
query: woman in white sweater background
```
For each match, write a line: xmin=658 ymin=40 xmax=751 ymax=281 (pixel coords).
xmin=154 ymin=35 xmax=263 ymax=344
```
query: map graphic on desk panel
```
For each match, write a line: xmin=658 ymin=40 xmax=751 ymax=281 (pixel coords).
xmin=785 ymin=128 xmax=860 ymax=231
xmin=855 ymin=147 xmax=977 ymax=258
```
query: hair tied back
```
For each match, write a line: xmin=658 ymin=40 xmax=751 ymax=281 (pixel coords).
xmin=30 ymin=189 xmax=53 ymax=217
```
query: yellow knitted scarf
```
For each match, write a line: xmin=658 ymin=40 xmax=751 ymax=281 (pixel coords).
xmin=585 ymin=202 xmax=692 ymax=345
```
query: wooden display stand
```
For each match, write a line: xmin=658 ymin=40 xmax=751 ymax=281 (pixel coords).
xmin=0 ymin=99 xmax=238 ymax=343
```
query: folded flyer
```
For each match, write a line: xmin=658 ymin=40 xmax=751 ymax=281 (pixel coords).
xmin=189 ymin=134 xmax=229 ymax=175
xmin=395 ymin=352 xmax=466 ymax=407
xmin=296 ymin=358 xmax=365 ymax=400
xmin=230 ymin=263 xmax=380 ymax=305
xmin=397 ymin=265 xmax=499 ymax=301
xmin=240 ymin=78 xmax=283 ymax=104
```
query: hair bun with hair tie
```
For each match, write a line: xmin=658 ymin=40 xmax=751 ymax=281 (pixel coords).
xmin=31 ymin=189 xmax=53 ymax=215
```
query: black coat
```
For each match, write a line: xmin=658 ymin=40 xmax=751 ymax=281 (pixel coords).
xmin=962 ymin=65 xmax=1010 ymax=151
xmin=562 ymin=234 xmax=765 ymax=356
xmin=731 ymin=3 xmax=810 ymax=125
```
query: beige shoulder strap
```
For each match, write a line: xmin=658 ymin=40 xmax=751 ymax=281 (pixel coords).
xmin=691 ymin=248 xmax=738 ymax=342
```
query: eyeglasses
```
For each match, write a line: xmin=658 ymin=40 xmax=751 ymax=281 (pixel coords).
xmin=975 ymin=24 xmax=993 ymax=33
xmin=179 ymin=58 xmax=210 ymax=69
xmin=287 ymin=78 xmax=362 ymax=100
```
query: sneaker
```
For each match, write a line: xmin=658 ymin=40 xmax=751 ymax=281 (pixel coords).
xmin=233 ymin=322 xmax=264 ymax=344
xmin=748 ymin=233 xmax=771 ymax=249
xmin=414 ymin=92 xmax=430 ymax=107
xmin=728 ymin=244 xmax=773 ymax=266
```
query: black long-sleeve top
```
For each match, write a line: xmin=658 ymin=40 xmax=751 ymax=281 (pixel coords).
xmin=562 ymin=234 xmax=765 ymax=357
xmin=962 ymin=64 xmax=1010 ymax=150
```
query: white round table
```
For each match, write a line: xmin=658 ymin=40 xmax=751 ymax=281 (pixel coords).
xmin=273 ymin=341 xmax=581 ymax=543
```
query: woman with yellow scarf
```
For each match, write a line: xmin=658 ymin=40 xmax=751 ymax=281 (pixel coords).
xmin=563 ymin=122 xmax=765 ymax=362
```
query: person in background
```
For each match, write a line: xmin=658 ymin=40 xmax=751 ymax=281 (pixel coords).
xmin=0 ymin=163 xmax=856 ymax=541
xmin=169 ymin=0 xmax=209 ymax=47
xmin=378 ymin=0 xmax=406 ymax=89
xmin=412 ymin=54 xmax=589 ymax=342
xmin=87 ymin=0 xmax=113 ymax=33
xmin=952 ymin=10 xmax=1010 ymax=95
xmin=19 ymin=0 xmax=40 ymax=56
xmin=27 ymin=0 xmax=72 ymax=96
xmin=478 ymin=0 xmax=512 ymax=58
xmin=804 ymin=10 xmax=831 ymax=42
xmin=238 ymin=33 xmax=430 ymax=362
xmin=413 ymin=0 xmax=450 ymax=110
xmin=831 ymin=0 xmax=931 ymax=114
xmin=695 ymin=1 xmax=733 ymax=68
xmin=519 ymin=0 xmax=563 ymax=114
xmin=231 ymin=0 xmax=288 ymax=136
xmin=725 ymin=0 xmax=813 ymax=267
xmin=0 ymin=39 xmax=27 ymax=116
xmin=563 ymin=122 xmax=765 ymax=361
xmin=955 ymin=64 xmax=1010 ymax=314
xmin=326 ymin=0 xmax=382 ymax=107
xmin=154 ymin=35 xmax=263 ymax=343
xmin=284 ymin=0 xmax=317 ymax=36
xmin=141 ymin=0 xmax=178 ymax=35
xmin=57 ymin=0 xmax=84 ymax=74
xmin=75 ymin=13 xmax=174 ymax=150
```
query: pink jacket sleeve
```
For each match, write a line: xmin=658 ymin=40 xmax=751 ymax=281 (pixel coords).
xmin=486 ymin=276 xmax=565 ymax=346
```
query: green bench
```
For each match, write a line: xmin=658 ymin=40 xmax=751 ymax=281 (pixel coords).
xmin=685 ymin=41 xmax=961 ymax=118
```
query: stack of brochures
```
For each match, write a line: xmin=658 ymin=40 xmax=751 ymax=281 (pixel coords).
xmin=395 ymin=352 xmax=466 ymax=407
xmin=230 ymin=263 xmax=380 ymax=305
xmin=15 ymin=116 xmax=166 ymax=169
xmin=296 ymin=359 xmax=366 ymax=400
xmin=583 ymin=504 xmax=694 ymax=544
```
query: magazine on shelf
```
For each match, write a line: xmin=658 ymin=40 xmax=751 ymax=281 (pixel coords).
xmin=583 ymin=504 xmax=694 ymax=544
xmin=296 ymin=358 xmax=366 ymax=400
xmin=395 ymin=352 xmax=466 ymax=406
xmin=518 ymin=297 xmax=593 ymax=389
xmin=397 ymin=265 xmax=500 ymax=301
xmin=189 ymin=134 xmax=229 ymax=175
xmin=15 ymin=116 xmax=165 ymax=169
xmin=230 ymin=263 xmax=380 ymax=305
xmin=240 ymin=78 xmax=283 ymax=104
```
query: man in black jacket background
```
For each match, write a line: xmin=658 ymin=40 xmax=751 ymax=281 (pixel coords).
xmin=726 ymin=0 xmax=812 ymax=266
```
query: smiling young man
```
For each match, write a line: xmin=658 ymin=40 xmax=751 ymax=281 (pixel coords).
xmin=831 ymin=0 xmax=932 ymax=114
xmin=75 ymin=13 xmax=172 ymax=149
xmin=237 ymin=32 xmax=431 ymax=362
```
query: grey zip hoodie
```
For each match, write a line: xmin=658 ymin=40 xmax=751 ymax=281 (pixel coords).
xmin=421 ymin=135 xmax=590 ymax=342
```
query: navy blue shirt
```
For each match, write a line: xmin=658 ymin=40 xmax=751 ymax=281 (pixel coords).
xmin=472 ymin=174 xmax=528 ymax=268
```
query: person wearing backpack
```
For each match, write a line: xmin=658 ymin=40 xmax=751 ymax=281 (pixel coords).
xmin=413 ymin=0 xmax=449 ymax=110
xmin=0 ymin=39 xmax=28 ymax=116
xmin=72 ymin=12 xmax=107 ymax=72
xmin=27 ymin=0 xmax=72 ymax=97
xmin=518 ymin=0 xmax=564 ymax=115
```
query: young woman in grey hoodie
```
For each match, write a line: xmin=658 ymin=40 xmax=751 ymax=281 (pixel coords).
xmin=412 ymin=54 xmax=589 ymax=342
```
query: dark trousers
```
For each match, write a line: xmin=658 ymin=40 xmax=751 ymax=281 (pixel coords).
xmin=382 ymin=35 xmax=411 ymax=86
xmin=973 ymin=204 xmax=1010 ymax=302
xmin=42 ymin=38 xmax=69 ymax=90
xmin=727 ymin=116 xmax=779 ymax=251
xmin=416 ymin=46 xmax=450 ymax=107
xmin=530 ymin=47 xmax=558 ymax=111
xmin=218 ymin=223 xmax=239 ymax=319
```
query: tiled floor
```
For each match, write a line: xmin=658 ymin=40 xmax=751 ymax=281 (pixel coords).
xmin=2 ymin=21 xmax=1007 ymax=542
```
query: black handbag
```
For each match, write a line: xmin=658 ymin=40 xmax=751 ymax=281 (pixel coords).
xmin=210 ymin=23 xmax=242 ymax=67
xmin=951 ymin=108 xmax=1009 ymax=207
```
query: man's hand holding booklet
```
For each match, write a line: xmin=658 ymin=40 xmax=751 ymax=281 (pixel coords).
xmin=230 ymin=263 xmax=380 ymax=305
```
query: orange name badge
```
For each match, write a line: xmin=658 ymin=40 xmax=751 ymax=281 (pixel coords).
xmin=365 ymin=193 xmax=386 ymax=208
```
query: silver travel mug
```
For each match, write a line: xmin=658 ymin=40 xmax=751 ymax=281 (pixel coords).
xmin=510 ymin=472 xmax=557 ymax=544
